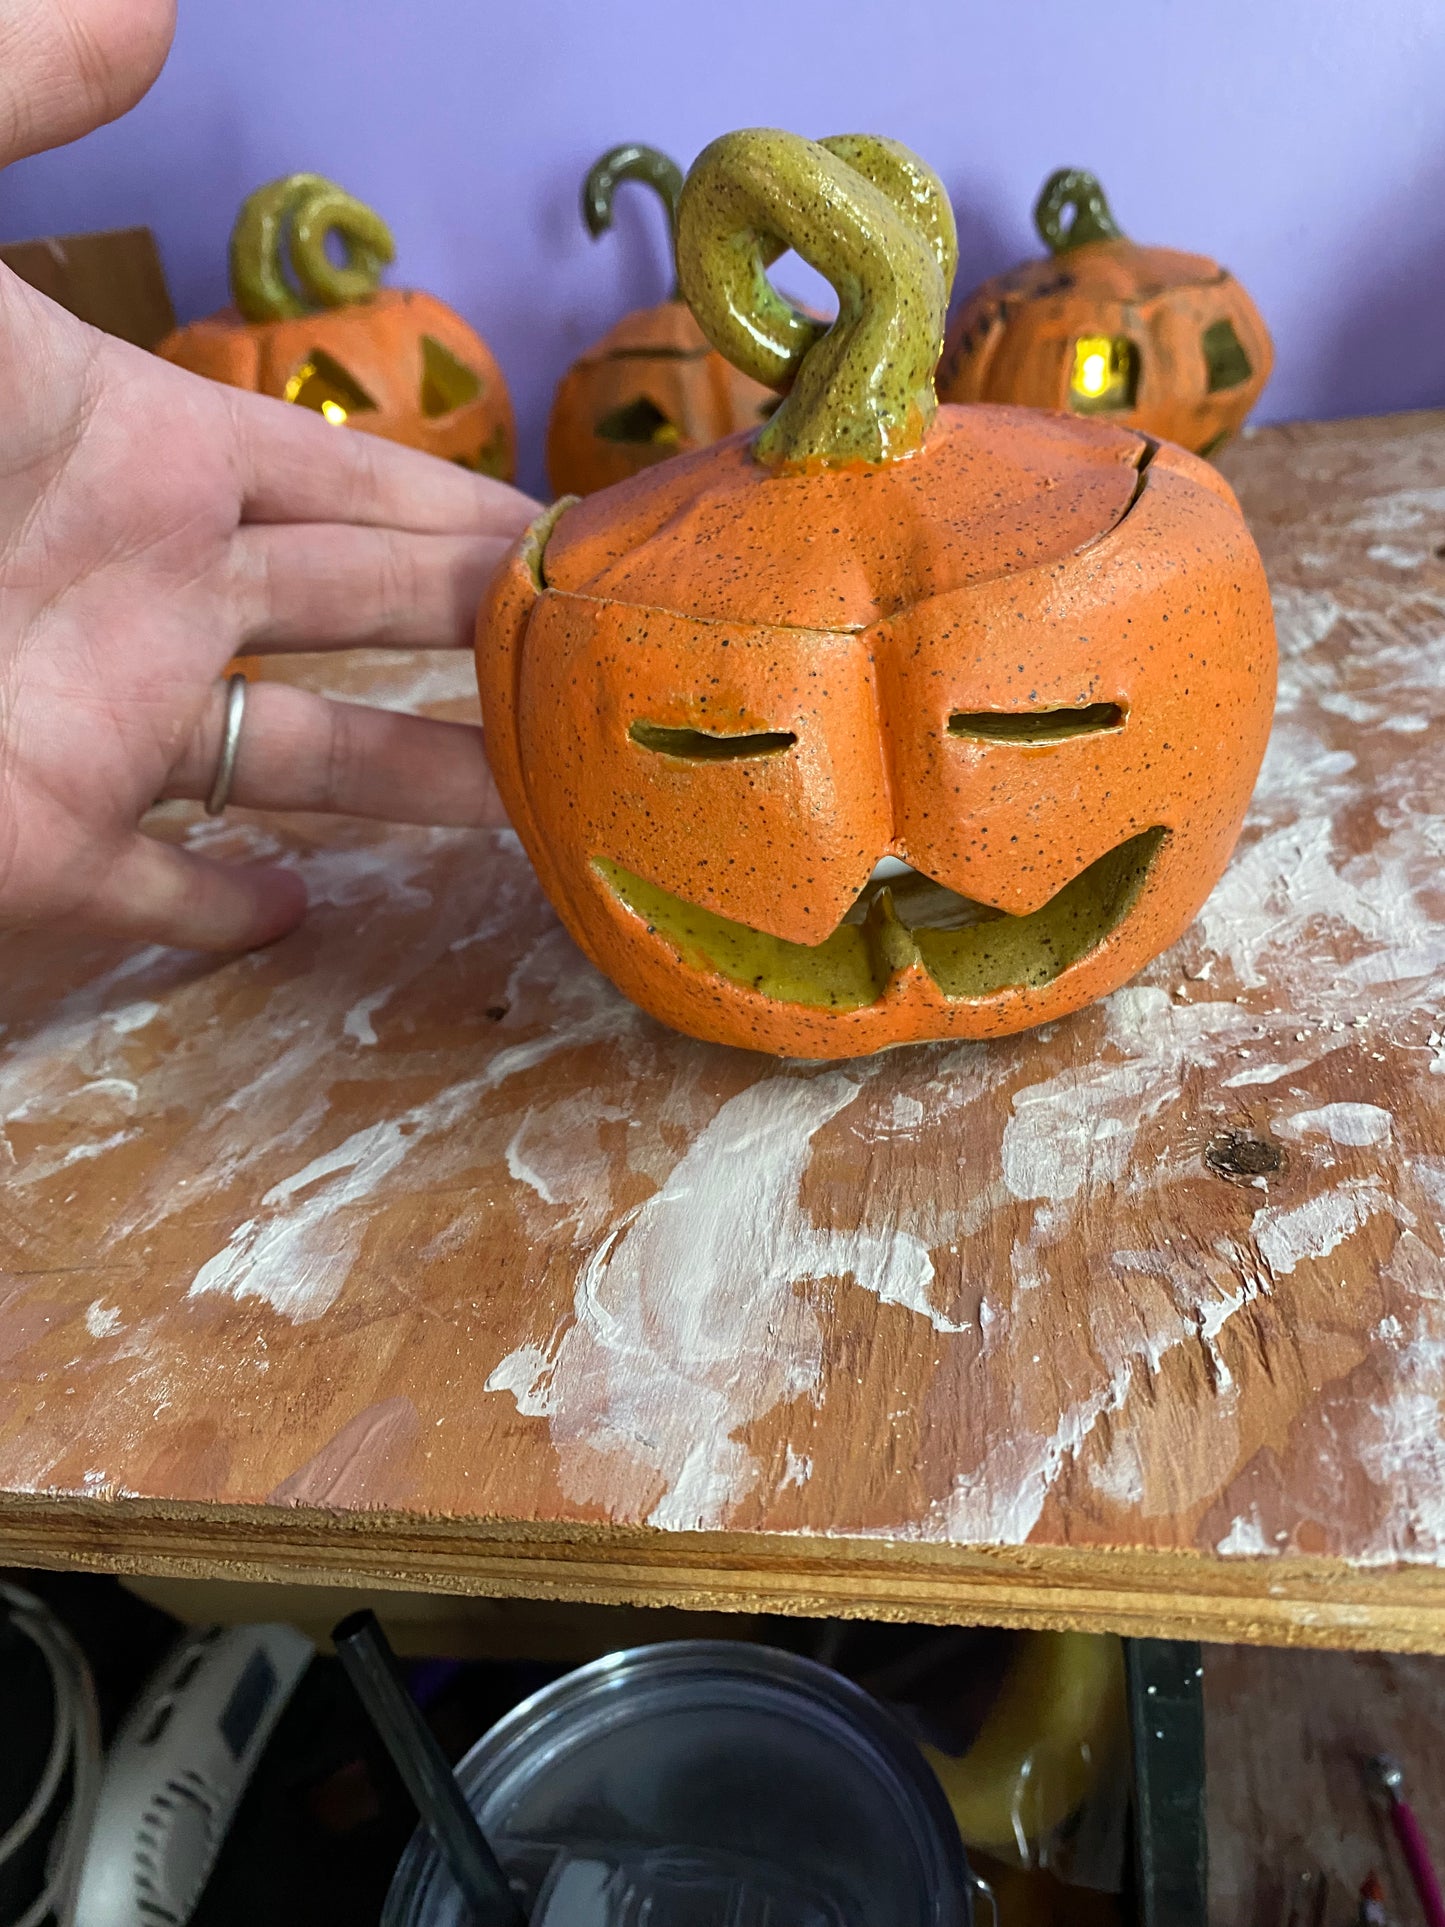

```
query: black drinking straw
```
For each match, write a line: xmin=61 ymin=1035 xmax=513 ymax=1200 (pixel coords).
xmin=332 ymin=1610 xmax=526 ymax=1925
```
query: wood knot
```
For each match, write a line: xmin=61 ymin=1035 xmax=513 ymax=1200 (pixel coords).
xmin=1205 ymin=1131 xmax=1284 ymax=1182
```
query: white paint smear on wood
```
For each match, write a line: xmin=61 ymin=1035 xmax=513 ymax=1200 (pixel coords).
xmin=343 ymin=989 xmax=393 ymax=1047
xmin=487 ymin=1072 xmax=956 ymax=1531
xmin=1252 ymin=1180 xmax=1395 ymax=1276
xmin=1217 ymin=1510 xmax=1276 ymax=1557
xmin=85 ymin=1302 xmax=121 ymax=1339
xmin=1002 ymin=987 xmax=1254 ymax=1203
xmin=1222 ymin=1058 xmax=1315 ymax=1088
xmin=1276 ymin=1103 xmax=1394 ymax=1147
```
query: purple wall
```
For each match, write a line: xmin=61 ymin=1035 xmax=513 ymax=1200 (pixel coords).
xmin=3 ymin=0 xmax=1444 ymax=497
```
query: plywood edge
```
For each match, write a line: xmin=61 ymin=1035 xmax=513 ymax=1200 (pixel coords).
xmin=2 ymin=1495 xmax=1443 ymax=1653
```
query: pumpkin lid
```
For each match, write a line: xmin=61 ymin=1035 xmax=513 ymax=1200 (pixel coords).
xmin=547 ymin=133 xmax=1153 ymax=627
xmin=542 ymin=401 xmax=1149 ymax=630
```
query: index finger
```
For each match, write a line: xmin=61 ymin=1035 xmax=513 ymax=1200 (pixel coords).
xmin=223 ymin=380 xmax=541 ymax=536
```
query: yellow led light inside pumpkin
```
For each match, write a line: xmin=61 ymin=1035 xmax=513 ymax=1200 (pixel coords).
xmin=1068 ymin=335 xmax=1138 ymax=413
xmin=282 ymin=349 xmax=378 ymax=422
xmin=1077 ymin=347 xmax=1109 ymax=396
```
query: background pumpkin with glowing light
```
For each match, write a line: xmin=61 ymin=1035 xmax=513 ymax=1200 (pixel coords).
xmin=545 ymin=143 xmax=780 ymax=498
xmin=938 ymin=168 xmax=1273 ymax=458
xmin=157 ymin=172 xmax=515 ymax=479
xmin=478 ymin=130 xmax=1276 ymax=1059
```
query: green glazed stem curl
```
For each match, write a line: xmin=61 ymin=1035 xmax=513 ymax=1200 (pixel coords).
xmin=1034 ymin=169 xmax=1123 ymax=255
xmin=230 ymin=173 xmax=396 ymax=323
xmin=583 ymin=143 xmax=686 ymax=298
xmin=585 ymin=141 xmax=683 ymax=227
xmin=676 ymin=129 xmax=956 ymax=470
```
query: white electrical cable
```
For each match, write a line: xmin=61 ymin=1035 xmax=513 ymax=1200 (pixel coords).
xmin=0 ymin=1583 xmax=102 ymax=1927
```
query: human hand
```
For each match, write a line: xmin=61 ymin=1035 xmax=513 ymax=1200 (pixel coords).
xmin=0 ymin=0 xmax=541 ymax=954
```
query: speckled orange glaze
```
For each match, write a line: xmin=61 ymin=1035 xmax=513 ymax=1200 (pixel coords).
xmin=546 ymin=298 xmax=777 ymax=498
xmin=940 ymin=238 xmax=1273 ymax=458
xmin=159 ymin=286 xmax=516 ymax=477
xmin=477 ymin=403 xmax=1276 ymax=1057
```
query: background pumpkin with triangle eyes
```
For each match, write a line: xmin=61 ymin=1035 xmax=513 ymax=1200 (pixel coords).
xmin=157 ymin=172 xmax=515 ymax=480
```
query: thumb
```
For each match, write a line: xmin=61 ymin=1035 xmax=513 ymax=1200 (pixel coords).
xmin=0 ymin=0 xmax=175 ymax=167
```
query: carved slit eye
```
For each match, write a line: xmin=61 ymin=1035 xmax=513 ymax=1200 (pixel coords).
xmin=283 ymin=350 xmax=377 ymax=423
xmin=1202 ymin=318 xmax=1252 ymax=393
xmin=420 ymin=335 xmax=483 ymax=416
xmin=630 ymin=721 xmax=797 ymax=761
xmin=597 ymin=397 xmax=682 ymax=446
xmin=1068 ymin=335 xmax=1138 ymax=413
xmin=949 ymin=703 xmax=1125 ymax=743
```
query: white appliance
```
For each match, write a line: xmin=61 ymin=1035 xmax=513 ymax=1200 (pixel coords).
xmin=73 ymin=1623 xmax=313 ymax=1927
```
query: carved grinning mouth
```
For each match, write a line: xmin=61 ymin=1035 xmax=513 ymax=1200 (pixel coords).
xmin=594 ymin=827 xmax=1166 ymax=1011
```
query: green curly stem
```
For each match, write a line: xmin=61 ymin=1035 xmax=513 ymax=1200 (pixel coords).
xmin=229 ymin=173 xmax=395 ymax=323
xmin=676 ymin=129 xmax=956 ymax=470
xmin=583 ymin=143 xmax=685 ymax=298
xmin=1034 ymin=169 xmax=1124 ymax=255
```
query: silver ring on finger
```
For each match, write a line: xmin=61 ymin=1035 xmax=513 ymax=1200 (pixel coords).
xmin=205 ymin=673 xmax=249 ymax=816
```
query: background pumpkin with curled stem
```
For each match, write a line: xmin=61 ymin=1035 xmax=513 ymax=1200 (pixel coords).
xmin=477 ymin=128 xmax=1277 ymax=1059
xmin=545 ymin=143 xmax=782 ymax=498
xmin=938 ymin=168 xmax=1273 ymax=458
xmin=157 ymin=173 xmax=515 ymax=480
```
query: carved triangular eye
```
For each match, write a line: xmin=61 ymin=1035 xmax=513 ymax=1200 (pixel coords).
xmin=283 ymin=350 xmax=377 ymax=423
xmin=450 ymin=425 xmax=510 ymax=478
xmin=1202 ymin=318 xmax=1252 ymax=393
xmin=420 ymin=335 xmax=483 ymax=417
xmin=596 ymin=396 xmax=681 ymax=445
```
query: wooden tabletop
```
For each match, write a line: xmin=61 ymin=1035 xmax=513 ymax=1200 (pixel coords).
xmin=2 ymin=410 xmax=1442 ymax=1651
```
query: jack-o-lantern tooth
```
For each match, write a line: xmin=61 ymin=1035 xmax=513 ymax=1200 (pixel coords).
xmin=478 ymin=132 xmax=1276 ymax=1058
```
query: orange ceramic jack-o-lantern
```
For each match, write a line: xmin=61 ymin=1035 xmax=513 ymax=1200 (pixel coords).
xmin=939 ymin=169 xmax=1273 ymax=458
xmin=545 ymin=144 xmax=779 ymax=497
xmin=158 ymin=173 xmax=515 ymax=479
xmin=479 ymin=131 xmax=1276 ymax=1059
